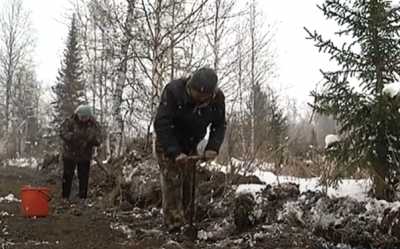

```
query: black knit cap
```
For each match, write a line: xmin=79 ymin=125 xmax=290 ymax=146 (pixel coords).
xmin=188 ymin=67 xmax=218 ymax=94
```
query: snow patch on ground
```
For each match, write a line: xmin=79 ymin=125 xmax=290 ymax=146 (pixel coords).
xmin=0 ymin=211 xmax=13 ymax=217
xmin=210 ymin=158 xmax=370 ymax=202
xmin=277 ymin=201 xmax=304 ymax=224
xmin=205 ymin=158 xmax=275 ymax=174
xmin=362 ymin=198 xmax=400 ymax=223
xmin=6 ymin=158 xmax=38 ymax=169
xmin=383 ymin=82 xmax=400 ymax=98
xmin=254 ymin=170 xmax=370 ymax=201
xmin=0 ymin=194 xmax=20 ymax=203
xmin=235 ymin=184 xmax=266 ymax=200
xmin=110 ymin=223 xmax=135 ymax=239
xmin=310 ymin=198 xmax=339 ymax=229
xmin=325 ymin=134 xmax=340 ymax=148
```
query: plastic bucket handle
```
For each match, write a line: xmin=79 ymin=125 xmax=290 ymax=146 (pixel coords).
xmin=38 ymin=190 xmax=52 ymax=202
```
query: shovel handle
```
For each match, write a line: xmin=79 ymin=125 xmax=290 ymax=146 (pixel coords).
xmin=187 ymin=155 xmax=204 ymax=163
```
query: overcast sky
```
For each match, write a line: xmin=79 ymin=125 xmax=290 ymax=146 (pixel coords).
xmin=23 ymin=0 xmax=338 ymax=106
xmin=261 ymin=1 xmax=336 ymax=104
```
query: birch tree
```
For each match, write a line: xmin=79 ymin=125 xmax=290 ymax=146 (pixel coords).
xmin=12 ymin=65 xmax=40 ymax=157
xmin=235 ymin=0 xmax=276 ymax=158
xmin=0 ymin=0 xmax=34 ymax=135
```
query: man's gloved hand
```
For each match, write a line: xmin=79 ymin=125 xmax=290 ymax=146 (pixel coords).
xmin=204 ymin=150 xmax=218 ymax=161
xmin=175 ymin=153 xmax=189 ymax=165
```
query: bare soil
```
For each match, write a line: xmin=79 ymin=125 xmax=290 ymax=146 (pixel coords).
xmin=2 ymin=162 xmax=391 ymax=249
xmin=0 ymin=166 xmax=127 ymax=249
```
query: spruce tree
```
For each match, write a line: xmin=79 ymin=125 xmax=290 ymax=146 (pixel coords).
xmin=267 ymin=91 xmax=288 ymax=151
xmin=306 ymin=0 xmax=400 ymax=200
xmin=52 ymin=14 xmax=86 ymax=127
xmin=266 ymin=91 xmax=288 ymax=169
xmin=248 ymin=85 xmax=287 ymax=160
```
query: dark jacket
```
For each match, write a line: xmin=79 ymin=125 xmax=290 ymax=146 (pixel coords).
xmin=154 ymin=78 xmax=226 ymax=159
xmin=60 ymin=114 xmax=103 ymax=162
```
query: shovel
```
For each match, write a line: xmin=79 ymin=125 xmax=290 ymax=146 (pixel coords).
xmin=184 ymin=155 xmax=204 ymax=241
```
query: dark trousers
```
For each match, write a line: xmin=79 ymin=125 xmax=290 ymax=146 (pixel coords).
xmin=155 ymin=141 xmax=196 ymax=230
xmin=62 ymin=158 xmax=91 ymax=199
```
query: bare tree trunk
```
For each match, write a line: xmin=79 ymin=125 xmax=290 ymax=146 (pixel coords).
xmin=112 ymin=0 xmax=135 ymax=157
xmin=169 ymin=0 xmax=176 ymax=80
xmin=100 ymin=31 xmax=105 ymax=125
xmin=0 ymin=0 xmax=34 ymax=156
xmin=237 ymin=39 xmax=246 ymax=157
xmin=149 ymin=0 xmax=163 ymax=157
xmin=212 ymin=0 xmax=220 ymax=72
xmin=373 ymin=162 xmax=391 ymax=200
xmin=6 ymin=72 xmax=12 ymax=133
xmin=205 ymin=0 xmax=236 ymax=80
xmin=249 ymin=0 xmax=256 ymax=158
xmin=92 ymin=20 xmax=98 ymax=115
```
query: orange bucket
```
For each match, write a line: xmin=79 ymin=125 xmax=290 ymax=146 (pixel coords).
xmin=20 ymin=186 xmax=51 ymax=217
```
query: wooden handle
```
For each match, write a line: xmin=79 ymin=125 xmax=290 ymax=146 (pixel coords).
xmin=187 ymin=155 xmax=204 ymax=162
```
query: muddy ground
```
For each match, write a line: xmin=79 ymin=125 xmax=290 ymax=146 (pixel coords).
xmin=1 ymin=162 xmax=399 ymax=249
xmin=0 ymin=163 xmax=315 ymax=249
xmin=0 ymin=165 xmax=128 ymax=249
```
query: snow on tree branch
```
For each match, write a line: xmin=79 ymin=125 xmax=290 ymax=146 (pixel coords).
xmin=383 ymin=83 xmax=400 ymax=98
xmin=324 ymin=134 xmax=339 ymax=149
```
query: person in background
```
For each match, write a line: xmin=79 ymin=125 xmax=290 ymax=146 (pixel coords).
xmin=154 ymin=67 xmax=226 ymax=235
xmin=60 ymin=104 xmax=102 ymax=205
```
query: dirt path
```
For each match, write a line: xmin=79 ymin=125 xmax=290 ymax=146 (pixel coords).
xmin=0 ymin=166 xmax=126 ymax=249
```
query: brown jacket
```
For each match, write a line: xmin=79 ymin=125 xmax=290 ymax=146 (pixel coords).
xmin=60 ymin=114 xmax=103 ymax=161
